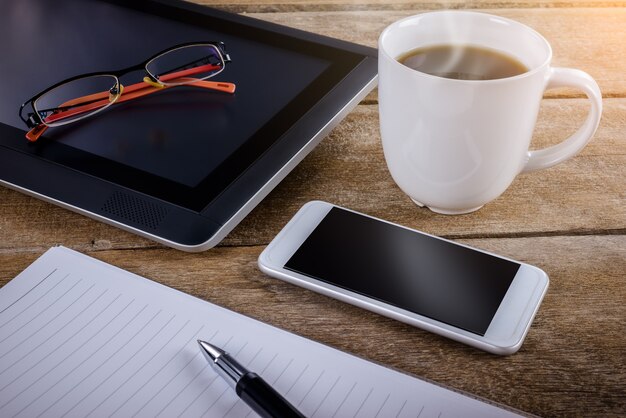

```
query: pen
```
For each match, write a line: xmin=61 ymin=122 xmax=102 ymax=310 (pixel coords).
xmin=198 ymin=340 xmax=305 ymax=418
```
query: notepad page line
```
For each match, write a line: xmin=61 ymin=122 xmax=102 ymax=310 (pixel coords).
xmin=174 ymin=336 xmax=242 ymax=418
xmin=0 ymin=275 xmax=77 ymax=349
xmin=5 ymin=299 xmax=146 ymax=417
xmin=131 ymin=347 xmax=203 ymax=418
xmin=195 ymin=338 xmax=248 ymax=418
xmin=0 ymin=269 xmax=59 ymax=326
xmin=82 ymin=315 xmax=182 ymax=417
xmin=0 ymin=287 xmax=122 ymax=415
xmin=394 ymin=398 xmax=409 ymax=418
xmin=112 ymin=323 xmax=205 ymax=418
xmin=0 ymin=289 xmax=111 ymax=389
xmin=0 ymin=294 xmax=130 ymax=411
xmin=22 ymin=305 xmax=153 ymax=418
xmin=331 ymin=380 xmax=357 ymax=417
xmin=312 ymin=374 xmax=341 ymax=417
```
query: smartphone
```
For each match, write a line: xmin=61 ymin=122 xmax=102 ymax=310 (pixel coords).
xmin=258 ymin=201 xmax=549 ymax=355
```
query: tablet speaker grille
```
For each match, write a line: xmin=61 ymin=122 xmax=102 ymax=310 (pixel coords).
xmin=101 ymin=192 xmax=168 ymax=230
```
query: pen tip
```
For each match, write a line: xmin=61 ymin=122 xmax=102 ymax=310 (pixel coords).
xmin=198 ymin=340 xmax=224 ymax=361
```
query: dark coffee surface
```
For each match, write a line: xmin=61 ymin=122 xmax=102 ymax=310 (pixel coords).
xmin=398 ymin=44 xmax=528 ymax=80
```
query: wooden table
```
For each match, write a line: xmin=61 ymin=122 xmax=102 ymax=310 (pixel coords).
xmin=1 ymin=0 xmax=625 ymax=416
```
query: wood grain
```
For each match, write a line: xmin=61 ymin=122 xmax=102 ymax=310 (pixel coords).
xmin=1 ymin=98 xmax=623 ymax=252
xmin=191 ymin=0 xmax=626 ymax=13
xmin=246 ymin=8 xmax=626 ymax=98
xmin=0 ymin=235 xmax=624 ymax=416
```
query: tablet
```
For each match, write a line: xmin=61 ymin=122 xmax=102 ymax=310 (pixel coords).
xmin=0 ymin=0 xmax=377 ymax=251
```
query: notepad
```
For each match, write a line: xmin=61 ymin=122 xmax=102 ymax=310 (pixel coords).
xmin=0 ymin=247 xmax=523 ymax=417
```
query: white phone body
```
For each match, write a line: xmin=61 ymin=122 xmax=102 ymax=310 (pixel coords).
xmin=258 ymin=201 xmax=549 ymax=355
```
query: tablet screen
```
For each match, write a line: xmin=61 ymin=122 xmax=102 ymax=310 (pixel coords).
xmin=0 ymin=0 xmax=361 ymax=210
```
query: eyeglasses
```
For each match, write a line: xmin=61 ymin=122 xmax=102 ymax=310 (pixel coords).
xmin=19 ymin=42 xmax=235 ymax=142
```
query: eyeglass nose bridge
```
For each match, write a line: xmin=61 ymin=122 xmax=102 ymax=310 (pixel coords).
xmin=108 ymin=83 xmax=124 ymax=102
xmin=143 ymin=74 xmax=166 ymax=88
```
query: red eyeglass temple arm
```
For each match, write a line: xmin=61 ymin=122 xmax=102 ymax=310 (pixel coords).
xmin=26 ymin=63 xmax=235 ymax=142
xmin=59 ymin=63 xmax=230 ymax=109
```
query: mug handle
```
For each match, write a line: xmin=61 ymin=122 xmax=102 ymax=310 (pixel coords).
xmin=522 ymin=67 xmax=603 ymax=173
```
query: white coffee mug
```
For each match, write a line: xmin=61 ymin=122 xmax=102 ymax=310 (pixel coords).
xmin=378 ymin=11 xmax=602 ymax=214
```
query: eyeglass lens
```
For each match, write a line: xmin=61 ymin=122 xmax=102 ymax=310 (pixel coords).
xmin=33 ymin=74 xmax=120 ymax=127
xmin=145 ymin=44 xmax=225 ymax=86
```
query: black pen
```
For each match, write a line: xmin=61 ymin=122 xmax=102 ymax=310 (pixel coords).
xmin=198 ymin=340 xmax=305 ymax=418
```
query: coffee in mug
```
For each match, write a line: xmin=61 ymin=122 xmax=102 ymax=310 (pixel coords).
xmin=397 ymin=44 xmax=528 ymax=80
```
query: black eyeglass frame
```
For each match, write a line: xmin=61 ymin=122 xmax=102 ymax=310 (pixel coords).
xmin=18 ymin=41 xmax=231 ymax=129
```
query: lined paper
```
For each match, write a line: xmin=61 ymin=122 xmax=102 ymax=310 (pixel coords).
xmin=0 ymin=247 xmax=522 ymax=417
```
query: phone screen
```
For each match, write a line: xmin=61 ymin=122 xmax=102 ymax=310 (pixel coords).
xmin=284 ymin=207 xmax=520 ymax=336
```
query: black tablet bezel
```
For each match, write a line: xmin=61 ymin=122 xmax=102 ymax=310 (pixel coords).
xmin=0 ymin=0 xmax=377 ymax=249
